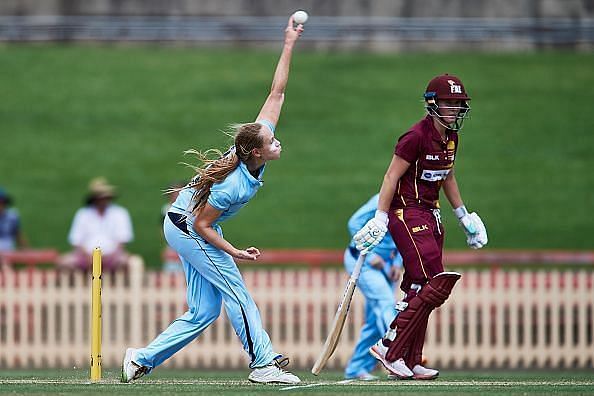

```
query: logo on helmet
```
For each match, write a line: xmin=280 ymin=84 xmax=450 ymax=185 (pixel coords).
xmin=448 ymin=80 xmax=462 ymax=94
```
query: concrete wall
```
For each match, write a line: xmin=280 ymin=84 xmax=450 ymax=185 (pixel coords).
xmin=1 ymin=1 xmax=591 ymax=51
xmin=1 ymin=0 xmax=593 ymax=18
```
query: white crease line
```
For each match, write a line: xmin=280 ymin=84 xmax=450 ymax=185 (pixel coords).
xmin=279 ymin=380 xmax=594 ymax=390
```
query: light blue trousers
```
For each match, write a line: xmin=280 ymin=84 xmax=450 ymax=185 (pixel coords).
xmin=134 ymin=215 xmax=278 ymax=371
xmin=343 ymin=249 xmax=398 ymax=378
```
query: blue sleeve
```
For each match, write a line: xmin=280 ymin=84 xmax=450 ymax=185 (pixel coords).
xmin=347 ymin=194 xmax=380 ymax=237
xmin=207 ymin=178 xmax=236 ymax=211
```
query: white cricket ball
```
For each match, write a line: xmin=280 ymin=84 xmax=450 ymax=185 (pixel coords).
xmin=293 ymin=10 xmax=308 ymax=24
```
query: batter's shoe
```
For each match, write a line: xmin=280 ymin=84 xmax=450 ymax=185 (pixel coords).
xmin=121 ymin=348 xmax=148 ymax=383
xmin=412 ymin=364 xmax=439 ymax=380
xmin=248 ymin=358 xmax=301 ymax=384
xmin=369 ymin=341 xmax=413 ymax=379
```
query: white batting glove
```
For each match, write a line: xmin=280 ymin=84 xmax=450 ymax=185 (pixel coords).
xmin=353 ymin=210 xmax=388 ymax=254
xmin=467 ymin=212 xmax=488 ymax=249
xmin=454 ymin=206 xmax=488 ymax=249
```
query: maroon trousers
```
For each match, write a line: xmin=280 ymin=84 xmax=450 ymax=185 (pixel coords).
xmin=386 ymin=207 xmax=446 ymax=367
xmin=388 ymin=207 xmax=445 ymax=293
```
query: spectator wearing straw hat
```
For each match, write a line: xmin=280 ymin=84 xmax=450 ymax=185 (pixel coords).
xmin=58 ymin=177 xmax=134 ymax=271
xmin=0 ymin=187 xmax=28 ymax=252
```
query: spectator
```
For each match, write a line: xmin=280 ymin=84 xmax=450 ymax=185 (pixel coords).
xmin=0 ymin=187 xmax=28 ymax=251
xmin=58 ymin=177 xmax=134 ymax=271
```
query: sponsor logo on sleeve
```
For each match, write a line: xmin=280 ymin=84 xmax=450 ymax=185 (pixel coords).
xmin=421 ymin=169 xmax=451 ymax=182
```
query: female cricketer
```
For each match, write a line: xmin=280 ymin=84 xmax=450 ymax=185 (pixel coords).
xmin=343 ymin=194 xmax=403 ymax=380
xmin=121 ymin=16 xmax=304 ymax=384
xmin=353 ymin=74 xmax=488 ymax=380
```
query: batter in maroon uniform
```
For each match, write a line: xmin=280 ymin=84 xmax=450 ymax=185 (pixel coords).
xmin=353 ymin=74 xmax=488 ymax=380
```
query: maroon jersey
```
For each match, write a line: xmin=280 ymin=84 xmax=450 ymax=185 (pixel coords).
xmin=391 ymin=115 xmax=458 ymax=210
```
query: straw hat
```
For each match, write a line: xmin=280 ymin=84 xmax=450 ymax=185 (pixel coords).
xmin=86 ymin=177 xmax=117 ymax=204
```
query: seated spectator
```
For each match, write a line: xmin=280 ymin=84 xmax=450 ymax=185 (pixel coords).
xmin=58 ymin=177 xmax=134 ymax=271
xmin=0 ymin=187 xmax=28 ymax=251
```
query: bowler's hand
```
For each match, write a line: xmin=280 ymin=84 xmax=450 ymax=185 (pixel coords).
xmin=235 ymin=247 xmax=261 ymax=260
xmin=285 ymin=15 xmax=304 ymax=44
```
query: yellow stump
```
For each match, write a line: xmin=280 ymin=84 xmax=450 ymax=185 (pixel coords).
xmin=90 ymin=248 xmax=102 ymax=382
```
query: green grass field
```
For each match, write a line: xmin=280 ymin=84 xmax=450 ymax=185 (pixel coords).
xmin=1 ymin=369 xmax=593 ymax=395
xmin=1 ymin=45 xmax=593 ymax=266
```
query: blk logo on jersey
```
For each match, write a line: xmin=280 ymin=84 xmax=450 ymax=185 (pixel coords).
xmin=412 ymin=224 xmax=429 ymax=233
xmin=448 ymin=80 xmax=462 ymax=94
xmin=421 ymin=169 xmax=451 ymax=182
xmin=426 ymin=154 xmax=440 ymax=160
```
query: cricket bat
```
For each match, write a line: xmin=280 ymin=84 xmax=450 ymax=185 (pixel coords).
xmin=311 ymin=252 xmax=366 ymax=375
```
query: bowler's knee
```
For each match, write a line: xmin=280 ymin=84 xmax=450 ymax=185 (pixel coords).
xmin=186 ymin=306 xmax=221 ymax=324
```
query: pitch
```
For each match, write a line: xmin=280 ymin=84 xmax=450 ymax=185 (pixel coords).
xmin=1 ymin=369 xmax=593 ymax=395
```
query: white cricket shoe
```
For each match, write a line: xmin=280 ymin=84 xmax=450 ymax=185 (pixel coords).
xmin=248 ymin=359 xmax=301 ymax=384
xmin=369 ymin=341 xmax=413 ymax=379
xmin=121 ymin=348 xmax=148 ymax=383
xmin=412 ymin=364 xmax=439 ymax=380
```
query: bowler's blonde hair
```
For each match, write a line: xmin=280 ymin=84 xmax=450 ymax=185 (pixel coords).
xmin=183 ymin=123 xmax=264 ymax=216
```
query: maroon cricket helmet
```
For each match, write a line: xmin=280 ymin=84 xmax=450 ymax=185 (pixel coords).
xmin=424 ymin=74 xmax=471 ymax=131
xmin=424 ymin=74 xmax=470 ymax=101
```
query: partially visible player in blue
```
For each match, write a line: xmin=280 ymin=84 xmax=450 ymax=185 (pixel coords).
xmin=343 ymin=194 xmax=403 ymax=380
xmin=121 ymin=16 xmax=304 ymax=385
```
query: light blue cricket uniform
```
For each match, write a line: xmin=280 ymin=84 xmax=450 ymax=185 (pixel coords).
xmin=135 ymin=122 xmax=280 ymax=371
xmin=343 ymin=194 xmax=403 ymax=379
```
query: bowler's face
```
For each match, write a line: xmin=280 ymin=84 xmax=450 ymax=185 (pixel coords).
xmin=257 ymin=128 xmax=282 ymax=161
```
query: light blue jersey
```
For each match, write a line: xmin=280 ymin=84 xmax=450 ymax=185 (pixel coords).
xmin=343 ymin=194 xmax=403 ymax=379
xmin=171 ymin=119 xmax=272 ymax=228
xmin=134 ymin=142 xmax=280 ymax=372
xmin=170 ymin=160 xmax=264 ymax=228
